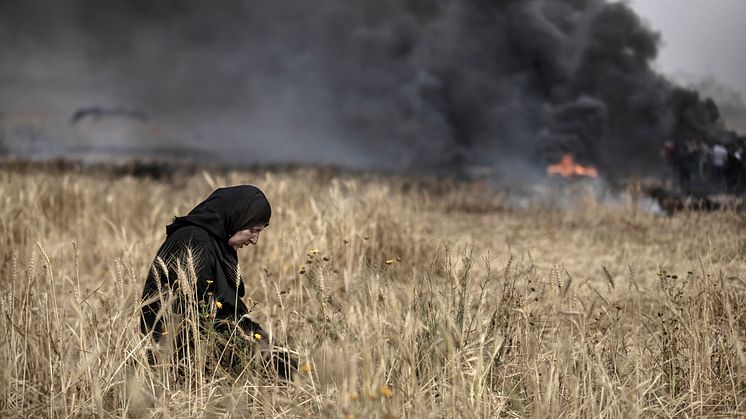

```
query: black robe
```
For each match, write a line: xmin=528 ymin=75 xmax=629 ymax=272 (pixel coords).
xmin=140 ymin=185 xmax=271 ymax=341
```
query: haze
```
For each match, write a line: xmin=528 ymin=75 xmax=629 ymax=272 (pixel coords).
xmin=629 ymin=0 xmax=746 ymax=97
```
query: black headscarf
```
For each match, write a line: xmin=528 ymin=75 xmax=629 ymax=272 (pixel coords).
xmin=166 ymin=185 xmax=271 ymax=240
xmin=164 ymin=185 xmax=271 ymax=298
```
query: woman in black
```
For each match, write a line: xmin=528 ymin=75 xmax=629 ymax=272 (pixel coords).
xmin=140 ymin=185 xmax=293 ymax=377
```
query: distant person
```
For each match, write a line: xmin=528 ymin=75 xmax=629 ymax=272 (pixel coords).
xmin=662 ymin=141 xmax=675 ymax=163
xmin=669 ymin=140 xmax=694 ymax=193
xmin=140 ymin=185 xmax=296 ymax=378
xmin=712 ymin=143 xmax=728 ymax=181
xmin=662 ymin=140 xmax=679 ymax=186
xmin=737 ymin=141 xmax=746 ymax=191
xmin=697 ymin=142 xmax=711 ymax=179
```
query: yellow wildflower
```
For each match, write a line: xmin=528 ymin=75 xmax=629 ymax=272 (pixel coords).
xmin=254 ymin=333 xmax=263 ymax=341
xmin=206 ymin=279 xmax=213 ymax=284
xmin=380 ymin=385 xmax=394 ymax=398
xmin=215 ymin=301 xmax=223 ymax=309
xmin=385 ymin=259 xmax=395 ymax=265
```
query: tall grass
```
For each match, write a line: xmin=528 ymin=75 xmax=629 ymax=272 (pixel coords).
xmin=1 ymin=165 xmax=745 ymax=417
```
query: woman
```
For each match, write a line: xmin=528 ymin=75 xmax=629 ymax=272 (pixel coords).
xmin=140 ymin=185 xmax=294 ymax=378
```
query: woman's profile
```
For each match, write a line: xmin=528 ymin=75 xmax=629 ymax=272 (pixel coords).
xmin=140 ymin=185 xmax=295 ymax=378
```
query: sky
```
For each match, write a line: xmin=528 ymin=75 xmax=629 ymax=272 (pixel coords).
xmin=628 ymin=0 xmax=746 ymax=97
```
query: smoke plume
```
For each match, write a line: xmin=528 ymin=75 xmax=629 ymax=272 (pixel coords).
xmin=0 ymin=0 xmax=740 ymax=178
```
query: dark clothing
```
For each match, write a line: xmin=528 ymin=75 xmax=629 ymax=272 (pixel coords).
xmin=140 ymin=185 xmax=271 ymax=342
xmin=140 ymin=185 xmax=296 ymax=379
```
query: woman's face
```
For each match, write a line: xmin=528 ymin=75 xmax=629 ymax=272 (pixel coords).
xmin=228 ymin=225 xmax=266 ymax=250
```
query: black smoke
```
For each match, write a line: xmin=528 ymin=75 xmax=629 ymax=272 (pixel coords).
xmin=0 ymin=0 xmax=739 ymax=178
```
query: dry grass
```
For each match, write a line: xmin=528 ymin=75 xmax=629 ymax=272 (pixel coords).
xmin=1 ymin=164 xmax=745 ymax=418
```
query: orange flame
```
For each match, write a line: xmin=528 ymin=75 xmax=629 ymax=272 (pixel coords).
xmin=547 ymin=154 xmax=598 ymax=178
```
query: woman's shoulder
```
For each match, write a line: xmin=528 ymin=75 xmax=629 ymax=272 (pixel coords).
xmin=163 ymin=225 xmax=219 ymax=253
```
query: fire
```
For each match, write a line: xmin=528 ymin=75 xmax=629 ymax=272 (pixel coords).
xmin=547 ymin=154 xmax=598 ymax=178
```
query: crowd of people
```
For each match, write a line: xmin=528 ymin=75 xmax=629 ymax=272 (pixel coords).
xmin=663 ymin=137 xmax=746 ymax=194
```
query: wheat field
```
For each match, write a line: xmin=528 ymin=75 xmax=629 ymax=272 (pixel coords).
xmin=1 ymin=163 xmax=745 ymax=418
